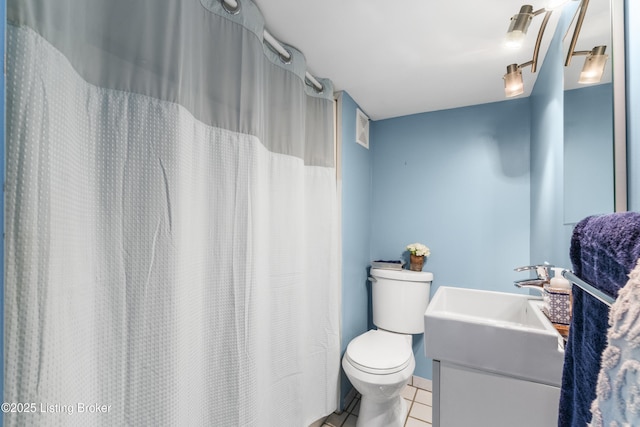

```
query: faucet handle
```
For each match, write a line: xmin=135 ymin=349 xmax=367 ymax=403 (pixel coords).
xmin=514 ymin=265 xmax=537 ymax=272
xmin=514 ymin=264 xmax=554 ymax=281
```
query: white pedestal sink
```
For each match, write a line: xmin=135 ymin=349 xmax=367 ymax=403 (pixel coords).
xmin=424 ymin=286 xmax=565 ymax=427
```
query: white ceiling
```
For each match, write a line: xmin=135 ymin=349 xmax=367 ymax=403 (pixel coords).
xmin=252 ymin=0 xmax=611 ymax=121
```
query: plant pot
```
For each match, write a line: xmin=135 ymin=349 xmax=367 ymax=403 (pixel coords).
xmin=409 ymin=254 xmax=425 ymax=271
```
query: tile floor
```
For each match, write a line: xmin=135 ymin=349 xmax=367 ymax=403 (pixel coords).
xmin=320 ymin=379 xmax=433 ymax=427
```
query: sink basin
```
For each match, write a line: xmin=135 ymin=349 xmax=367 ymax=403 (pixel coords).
xmin=424 ymin=286 xmax=565 ymax=387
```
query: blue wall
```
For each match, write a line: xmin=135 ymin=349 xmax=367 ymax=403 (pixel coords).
xmin=529 ymin=3 xmax=578 ymax=270
xmin=369 ymin=99 xmax=531 ymax=378
xmin=564 ymin=84 xmax=614 ymax=224
xmin=338 ymin=91 xmax=372 ymax=407
xmin=628 ymin=0 xmax=640 ymax=212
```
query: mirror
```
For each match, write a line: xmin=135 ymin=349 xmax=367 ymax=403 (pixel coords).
xmin=563 ymin=0 xmax=615 ymax=224
xmin=610 ymin=0 xmax=628 ymax=213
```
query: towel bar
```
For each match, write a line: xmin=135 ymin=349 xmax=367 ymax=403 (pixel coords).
xmin=562 ymin=270 xmax=615 ymax=307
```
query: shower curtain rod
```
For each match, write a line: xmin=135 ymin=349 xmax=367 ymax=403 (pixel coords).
xmin=222 ymin=0 xmax=324 ymax=92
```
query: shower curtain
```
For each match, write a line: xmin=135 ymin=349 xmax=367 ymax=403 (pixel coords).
xmin=4 ymin=0 xmax=340 ymax=425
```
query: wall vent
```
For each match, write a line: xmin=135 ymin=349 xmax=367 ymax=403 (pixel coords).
xmin=355 ymin=108 xmax=370 ymax=149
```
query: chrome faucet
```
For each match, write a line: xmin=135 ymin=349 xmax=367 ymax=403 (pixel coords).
xmin=514 ymin=264 xmax=554 ymax=293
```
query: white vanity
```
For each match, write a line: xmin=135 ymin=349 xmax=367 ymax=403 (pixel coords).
xmin=424 ymin=287 xmax=565 ymax=427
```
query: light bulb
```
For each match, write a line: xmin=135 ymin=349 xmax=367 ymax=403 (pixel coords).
xmin=546 ymin=0 xmax=571 ymax=10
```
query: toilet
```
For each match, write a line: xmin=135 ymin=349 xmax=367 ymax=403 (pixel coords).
xmin=342 ymin=268 xmax=433 ymax=427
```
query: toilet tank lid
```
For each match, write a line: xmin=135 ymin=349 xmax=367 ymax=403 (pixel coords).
xmin=371 ymin=268 xmax=433 ymax=282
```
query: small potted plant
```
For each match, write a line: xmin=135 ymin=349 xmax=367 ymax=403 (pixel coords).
xmin=406 ymin=243 xmax=431 ymax=271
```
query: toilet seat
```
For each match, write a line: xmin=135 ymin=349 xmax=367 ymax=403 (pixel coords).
xmin=345 ymin=329 xmax=412 ymax=375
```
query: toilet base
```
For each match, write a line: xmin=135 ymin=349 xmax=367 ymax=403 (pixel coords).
xmin=356 ymin=394 xmax=407 ymax=427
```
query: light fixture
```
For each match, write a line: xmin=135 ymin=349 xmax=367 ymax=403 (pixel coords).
xmin=505 ymin=5 xmax=535 ymax=49
xmin=565 ymin=0 xmax=608 ymax=84
xmin=504 ymin=64 xmax=524 ymax=97
xmin=503 ymin=5 xmax=553 ymax=97
xmin=578 ymin=45 xmax=608 ymax=84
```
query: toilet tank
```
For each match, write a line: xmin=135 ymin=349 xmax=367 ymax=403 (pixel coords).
xmin=370 ymin=268 xmax=433 ymax=334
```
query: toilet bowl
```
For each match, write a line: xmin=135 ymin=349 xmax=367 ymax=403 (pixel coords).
xmin=342 ymin=330 xmax=415 ymax=427
xmin=342 ymin=268 xmax=433 ymax=427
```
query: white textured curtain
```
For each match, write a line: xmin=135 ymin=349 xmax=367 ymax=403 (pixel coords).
xmin=4 ymin=0 xmax=340 ymax=426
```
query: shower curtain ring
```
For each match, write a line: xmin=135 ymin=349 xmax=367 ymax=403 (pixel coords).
xmin=278 ymin=49 xmax=292 ymax=65
xmin=221 ymin=0 xmax=241 ymax=15
xmin=305 ymin=77 xmax=324 ymax=94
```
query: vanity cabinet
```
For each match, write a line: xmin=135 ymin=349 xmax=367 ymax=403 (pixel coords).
xmin=432 ymin=360 xmax=560 ymax=427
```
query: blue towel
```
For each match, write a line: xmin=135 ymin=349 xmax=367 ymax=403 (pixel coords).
xmin=558 ymin=212 xmax=640 ymax=427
